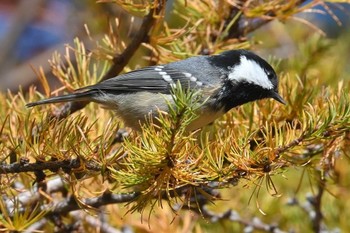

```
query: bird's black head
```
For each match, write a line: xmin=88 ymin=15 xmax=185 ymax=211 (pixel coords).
xmin=210 ymin=50 xmax=285 ymax=112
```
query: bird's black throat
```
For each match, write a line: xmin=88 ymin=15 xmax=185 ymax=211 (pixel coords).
xmin=214 ymin=81 xmax=274 ymax=112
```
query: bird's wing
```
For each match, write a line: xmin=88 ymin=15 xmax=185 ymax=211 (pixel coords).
xmin=79 ymin=66 xmax=205 ymax=94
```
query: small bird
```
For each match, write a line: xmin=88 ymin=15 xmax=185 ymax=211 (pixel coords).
xmin=27 ymin=50 xmax=285 ymax=131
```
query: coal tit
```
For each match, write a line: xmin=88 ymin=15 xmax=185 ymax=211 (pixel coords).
xmin=27 ymin=50 xmax=285 ymax=131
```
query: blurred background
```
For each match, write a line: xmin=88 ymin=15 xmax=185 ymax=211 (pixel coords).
xmin=0 ymin=0 xmax=349 ymax=93
xmin=0 ymin=0 xmax=139 ymax=92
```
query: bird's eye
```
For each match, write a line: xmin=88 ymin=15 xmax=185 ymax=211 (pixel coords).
xmin=266 ymin=71 xmax=274 ymax=79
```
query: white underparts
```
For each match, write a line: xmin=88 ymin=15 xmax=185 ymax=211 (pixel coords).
xmin=228 ymin=55 xmax=273 ymax=90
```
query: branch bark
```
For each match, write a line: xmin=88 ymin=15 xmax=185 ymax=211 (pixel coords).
xmin=311 ymin=181 xmax=324 ymax=233
xmin=0 ymin=158 xmax=101 ymax=174
xmin=47 ymin=191 xmax=140 ymax=216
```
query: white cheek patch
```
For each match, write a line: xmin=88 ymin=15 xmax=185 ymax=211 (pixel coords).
xmin=228 ymin=55 xmax=273 ymax=90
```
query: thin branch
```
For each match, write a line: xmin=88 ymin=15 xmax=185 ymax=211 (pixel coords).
xmin=224 ymin=1 xmax=273 ymax=39
xmin=286 ymin=178 xmax=326 ymax=232
xmin=46 ymin=191 xmax=140 ymax=216
xmin=47 ymin=184 xmax=224 ymax=218
xmin=237 ymin=16 xmax=273 ymax=36
xmin=310 ymin=177 xmax=325 ymax=232
xmin=4 ymin=178 xmax=137 ymax=219
xmin=0 ymin=158 xmax=101 ymax=174
xmin=274 ymin=134 xmax=305 ymax=158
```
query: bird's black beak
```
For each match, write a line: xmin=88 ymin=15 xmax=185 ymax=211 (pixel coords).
xmin=271 ymin=91 xmax=286 ymax=105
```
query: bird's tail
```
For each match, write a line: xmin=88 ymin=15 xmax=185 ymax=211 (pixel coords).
xmin=26 ymin=90 xmax=94 ymax=108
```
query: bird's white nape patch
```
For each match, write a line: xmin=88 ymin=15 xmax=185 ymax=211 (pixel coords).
xmin=228 ymin=55 xmax=273 ymax=89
